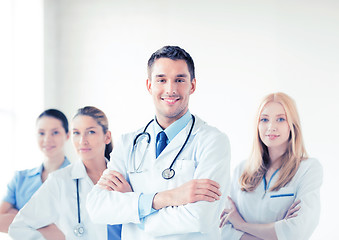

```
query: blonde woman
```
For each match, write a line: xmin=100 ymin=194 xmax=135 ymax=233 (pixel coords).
xmin=220 ymin=92 xmax=322 ymax=240
xmin=9 ymin=106 xmax=121 ymax=240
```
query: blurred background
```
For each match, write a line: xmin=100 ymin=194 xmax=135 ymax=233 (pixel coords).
xmin=1 ymin=0 xmax=338 ymax=239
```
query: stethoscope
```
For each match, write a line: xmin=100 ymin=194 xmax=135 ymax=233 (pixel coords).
xmin=130 ymin=115 xmax=195 ymax=180
xmin=73 ymin=179 xmax=85 ymax=237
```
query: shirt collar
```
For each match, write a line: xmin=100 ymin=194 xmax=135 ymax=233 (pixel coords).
xmin=27 ymin=165 xmax=44 ymax=177
xmin=154 ymin=110 xmax=192 ymax=142
xmin=70 ymin=158 xmax=108 ymax=180
xmin=27 ymin=157 xmax=70 ymax=177
xmin=71 ymin=159 xmax=88 ymax=180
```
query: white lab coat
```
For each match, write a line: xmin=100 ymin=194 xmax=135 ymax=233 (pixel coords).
xmin=221 ymin=158 xmax=323 ymax=240
xmin=9 ymin=160 xmax=107 ymax=240
xmin=87 ymin=115 xmax=231 ymax=240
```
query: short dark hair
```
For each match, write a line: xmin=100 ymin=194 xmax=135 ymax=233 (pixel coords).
xmin=147 ymin=46 xmax=195 ymax=81
xmin=38 ymin=109 xmax=69 ymax=134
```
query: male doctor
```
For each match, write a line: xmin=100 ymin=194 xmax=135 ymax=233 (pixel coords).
xmin=87 ymin=46 xmax=231 ymax=240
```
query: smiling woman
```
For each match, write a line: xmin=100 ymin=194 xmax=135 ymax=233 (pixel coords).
xmin=0 ymin=109 xmax=70 ymax=235
xmin=220 ymin=92 xmax=323 ymax=240
xmin=8 ymin=106 xmax=122 ymax=240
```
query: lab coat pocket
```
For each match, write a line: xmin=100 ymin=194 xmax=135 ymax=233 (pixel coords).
xmin=268 ymin=187 xmax=295 ymax=219
xmin=129 ymin=171 xmax=153 ymax=193
xmin=170 ymin=159 xmax=196 ymax=187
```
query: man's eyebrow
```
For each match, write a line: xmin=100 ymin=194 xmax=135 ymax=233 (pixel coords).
xmin=155 ymin=74 xmax=166 ymax=78
xmin=177 ymin=74 xmax=188 ymax=78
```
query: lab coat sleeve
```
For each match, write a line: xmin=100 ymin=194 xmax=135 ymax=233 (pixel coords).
xmin=142 ymin=130 xmax=231 ymax=237
xmin=8 ymin=173 xmax=61 ymax=240
xmin=86 ymin=134 xmax=142 ymax=225
xmin=220 ymin=224 xmax=244 ymax=240
xmin=220 ymin=163 xmax=245 ymax=240
xmin=274 ymin=159 xmax=323 ymax=240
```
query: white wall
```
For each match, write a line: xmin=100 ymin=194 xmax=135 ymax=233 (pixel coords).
xmin=0 ymin=0 xmax=44 ymax=239
xmin=6 ymin=0 xmax=338 ymax=239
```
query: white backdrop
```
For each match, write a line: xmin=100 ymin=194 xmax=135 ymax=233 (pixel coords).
xmin=1 ymin=0 xmax=338 ymax=239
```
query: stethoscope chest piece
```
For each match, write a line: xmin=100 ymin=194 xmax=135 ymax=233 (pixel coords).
xmin=162 ymin=168 xmax=175 ymax=180
xmin=132 ymin=115 xmax=195 ymax=180
xmin=73 ymin=223 xmax=85 ymax=237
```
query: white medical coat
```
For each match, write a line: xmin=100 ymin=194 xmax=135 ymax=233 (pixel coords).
xmin=9 ymin=160 xmax=107 ymax=240
xmin=221 ymin=158 xmax=323 ymax=240
xmin=87 ymin=115 xmax=231 ymax=240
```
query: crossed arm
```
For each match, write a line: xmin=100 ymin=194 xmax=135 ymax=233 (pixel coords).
xmin=98 ymin=170 xmax=222 ymax=210
xmin=219 ymin=197 xmax=301 ymax=240
xmin=0 ymin=201 xmax=64 ymax=240
xmin=87 ymin=131 xmax=231 ymax=236
xmin=0 ymin=202 xmax=18 ymax=233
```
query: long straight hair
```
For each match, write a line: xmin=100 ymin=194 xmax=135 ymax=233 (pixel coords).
xmin=73 ymin=106 xmax=113 ymax=160
xmin=240 ymin=92 xmax=308 ymax=192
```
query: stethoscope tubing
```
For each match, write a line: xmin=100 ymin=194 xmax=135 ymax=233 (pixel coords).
xmin=76 ymin=179 xmax=81 ymax=224
xmin=168 ymin=115 xmax=195 ymax=170
xmin=74 ymin=178 xmax=85 ymax=237
xmin=132 ymin=115 xmax=195 ymax=179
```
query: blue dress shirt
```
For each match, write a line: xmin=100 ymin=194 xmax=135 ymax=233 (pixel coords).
xmin=3 ymin=157 xmax=70 ymax=210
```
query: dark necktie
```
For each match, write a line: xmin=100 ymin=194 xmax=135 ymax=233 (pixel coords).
xmin=156 ymin=131 xmax=168 ymax=158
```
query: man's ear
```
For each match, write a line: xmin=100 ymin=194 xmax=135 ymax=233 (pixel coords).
xmin=146 ymin=78 xmax=152 ymax=95
xmin=190 ymin=78 xmax=196 ymax=95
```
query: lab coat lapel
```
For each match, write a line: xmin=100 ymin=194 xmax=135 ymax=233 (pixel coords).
xmin=70 ymin=159 xmax=94 ymax=187
xmin=154 ymin=117 xmax=199 ymax=168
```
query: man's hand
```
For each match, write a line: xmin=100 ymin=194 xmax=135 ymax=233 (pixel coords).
xmin=153 ymin=179 xmax=221 ymax=210
xmin=98 ymin=170 xmax=132 ymax=193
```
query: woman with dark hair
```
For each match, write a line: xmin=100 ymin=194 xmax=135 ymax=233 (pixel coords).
xmin=0 ymin=109 xmax=70 ymax=234
xmin=9 ymin=106 xmax=121 ymax=240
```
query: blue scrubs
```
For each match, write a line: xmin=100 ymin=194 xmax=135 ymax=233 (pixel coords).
xmin=3 ymin=157 xmax=70 ymax=210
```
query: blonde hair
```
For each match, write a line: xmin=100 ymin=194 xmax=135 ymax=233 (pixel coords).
xmin=240 ymin=92 xmax=308 ymax=192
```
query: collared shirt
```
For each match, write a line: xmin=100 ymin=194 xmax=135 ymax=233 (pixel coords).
xmin=9 ymin=159 xmax=120 ymax=240
xmin=138 ymin=111 xmax=193 ymax=222
xmin=221 ymin=158 xmax=323 ymax=240
xmin=153 ymin=110 xmax=192 ymax=145
xmin=86 ymin=114 xmax=231 ymax=240
xmin=3 ymin=157 xmax=70 ymax=210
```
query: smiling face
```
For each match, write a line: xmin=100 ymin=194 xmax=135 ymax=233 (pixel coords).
xmin=258 ymin=101 xmax=291 ymax=153
xmin=71 ymin=115 xmax=111 ymax=161
xmin=146 ymin=58 xmax=196 ymax=128
xmin=37 ymin=116 xmax=69 ymax=159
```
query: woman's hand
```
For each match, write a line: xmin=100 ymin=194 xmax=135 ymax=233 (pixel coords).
xmin=240 ymin=233 xmax=263 ymax=240
xmin=98 ymin=170 xmax=132 ymax=193
xmin=219 ymin=196 xmax=246 ymax=230
xmin=284 ymin=199 xmax=301 ymax=219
